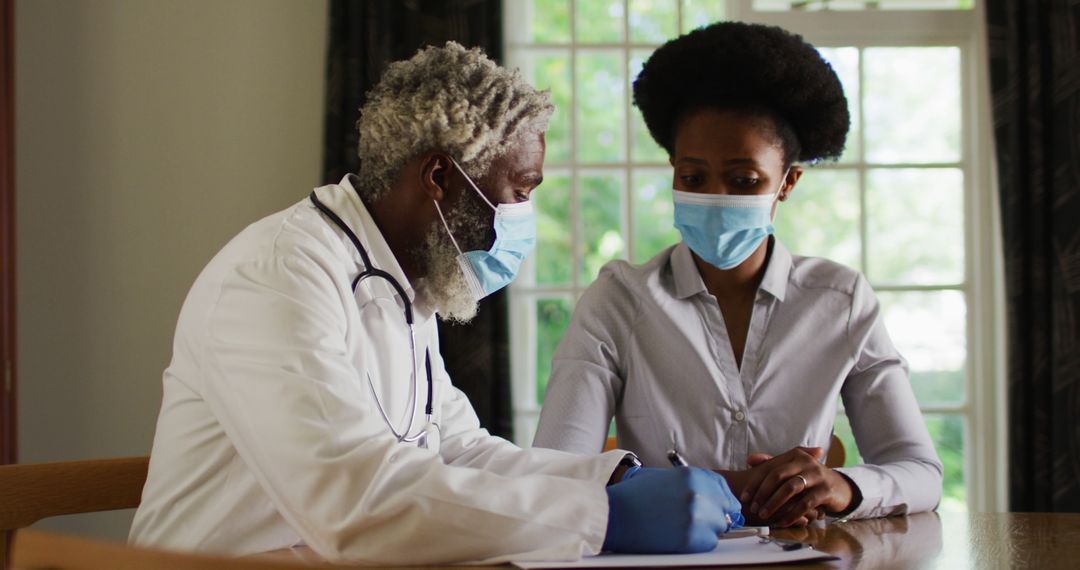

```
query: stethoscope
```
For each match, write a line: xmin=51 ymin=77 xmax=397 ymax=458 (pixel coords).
xmin=309 ymin=190 xmax=435 ymax=448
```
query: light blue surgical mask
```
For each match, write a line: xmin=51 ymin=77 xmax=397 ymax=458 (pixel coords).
xmin=433 ymin=158 xmax=536 ymax=300
xmin=672 ymin=173 xmax=786 ymax=270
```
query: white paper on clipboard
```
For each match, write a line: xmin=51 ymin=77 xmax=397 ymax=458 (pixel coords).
xmin=511 ymin=536 xmax=837 ymax=569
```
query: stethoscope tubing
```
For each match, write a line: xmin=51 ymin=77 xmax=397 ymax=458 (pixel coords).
xmin=309 ymin=190 xmax=433 ymax=444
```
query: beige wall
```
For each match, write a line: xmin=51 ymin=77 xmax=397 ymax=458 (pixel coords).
xmin=15 ymin=0 xmax=328 ymax=539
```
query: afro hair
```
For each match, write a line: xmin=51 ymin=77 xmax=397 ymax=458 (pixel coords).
xmin=632 ymin=21 xmax=850 ymax=165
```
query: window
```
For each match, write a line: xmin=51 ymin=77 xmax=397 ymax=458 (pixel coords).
xmin=504 ymin=0 xmax=1004 ymax=513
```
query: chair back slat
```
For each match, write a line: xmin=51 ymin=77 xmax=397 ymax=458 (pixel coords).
xmin=826 ymin=433 xmax=847 ymax=468
xmin=0 ymin=456 xmax=149 ymax=531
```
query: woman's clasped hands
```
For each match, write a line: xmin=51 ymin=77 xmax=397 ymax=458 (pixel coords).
xmin=728 ymin=447 xmax=856 ymax=528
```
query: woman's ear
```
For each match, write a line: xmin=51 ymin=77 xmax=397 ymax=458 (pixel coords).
xmin=779 ymin=165 xmax=805 ymax=201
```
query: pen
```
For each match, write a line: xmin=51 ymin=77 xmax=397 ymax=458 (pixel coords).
xmin=667 ymin=449 xmax=689 ymax=467
xmin=760 ymin=536 xmax=811 ymax=551
xmin=667 ymin=448 xmax=733 ymax=527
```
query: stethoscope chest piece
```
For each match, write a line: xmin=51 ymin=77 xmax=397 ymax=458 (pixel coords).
xmin=416 ymin=421 xmax=441 ymax=453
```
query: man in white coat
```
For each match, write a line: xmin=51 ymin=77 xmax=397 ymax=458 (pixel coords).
xmin=130 ymin=42 xmax=741 ymax=565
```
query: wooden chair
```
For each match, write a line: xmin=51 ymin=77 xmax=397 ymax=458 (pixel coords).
xmin=602 ymin=434 xmax=847 ymax=468
xmin=0 ymin=457 xmax=150 ymax=570
xmin=11 ymin=529 xmax=316 ymax=570
xmin=825 ymin=433 xmax=847 ymax=468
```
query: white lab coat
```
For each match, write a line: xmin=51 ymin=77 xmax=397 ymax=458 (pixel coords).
xmin=129 ymin=176 xmax=624 ymax=565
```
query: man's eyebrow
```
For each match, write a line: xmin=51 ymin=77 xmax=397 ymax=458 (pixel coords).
xmin=518 ymin=171 xmax=544 ymax=185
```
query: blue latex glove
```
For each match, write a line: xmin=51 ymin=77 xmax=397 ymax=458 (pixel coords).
xmin=603 ymin=467 xmax=743 ymax=554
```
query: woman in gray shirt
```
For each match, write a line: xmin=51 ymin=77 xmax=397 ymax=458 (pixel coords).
xmin=533 ymin=21 xmax=943 ymax=528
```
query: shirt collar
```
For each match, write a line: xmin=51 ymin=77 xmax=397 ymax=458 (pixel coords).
xmin=313 ymin=175 xmax=437 ymax=323
xmin=759 ymin=238 xmax=792 ymax=302
xmin=670 ymin=237 xmax=792 ymax=302
xmin=671 ymin=242 xmax=707 ymax=300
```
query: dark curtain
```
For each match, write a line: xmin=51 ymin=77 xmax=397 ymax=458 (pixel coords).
xmin=987 ymin=0 xmax=1080 ymax=511
xmin=2 ymin=0 xmax=14 ymax=564
xmin=1 ymin=0 xmax=15 ymax=467
xmin=322 ymin=0 xmax=514 ymax=439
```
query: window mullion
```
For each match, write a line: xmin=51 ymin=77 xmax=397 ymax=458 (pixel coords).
xmin=857 ymin=48 xmax=869 ymax=276
xmin=569 ymin=0 xmax=581 ymax=295
xmin=622 ymin=0 xmax=633 ymax=265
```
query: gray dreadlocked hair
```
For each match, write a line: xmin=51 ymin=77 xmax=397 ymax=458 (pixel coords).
xmin=355 ymin=42 xmax=554 ymax=200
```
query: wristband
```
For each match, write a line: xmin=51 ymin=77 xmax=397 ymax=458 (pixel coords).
xmin=608 ymin=453 xmax=643 ymax=485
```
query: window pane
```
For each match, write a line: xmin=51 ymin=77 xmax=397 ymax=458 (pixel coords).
xmin=866 ymin=168 xmax=964 ymax=284
xmin=632 ymin=168 xmax=680 ymax=263
xmin=864 ymin=47 xmax=961 ymax=164
xmin=879 ymin=290 xmax=967 ymax=405
xmin=681 ymin=0 xmax=727 ymax=31
xmin=878 ymin=0 xmax=975 ymax=7
xmin=580 ymin=170 xmax=626 ymax=283
xmin=518 ymin=50 xmax=572 ymax=164
xmin=773 ymin=168 xmax=861 ymax=269
xmin=536 ymin=297 xmax=574 ymax=404
xmin=528 ymin=0 xmax=571 ymax=43
xmin=533 ymin=171 xmax=572 ymax=285
xmin=817 ymin=47 xmax=860 ymax=164
xmin=576 ymin=0 xmax=624 ymax=42
xmin=754 ymin=0 xmax=975 ymax=10
xmin=630 ymin=49 xmax=667 ymax=163
xmin=926 ymin=414 xmax=967 ymax=512
xmin=629 ymin=0 xmax=677 ymax=43
xmin=577 ymin=50 xmax=626 ymax=163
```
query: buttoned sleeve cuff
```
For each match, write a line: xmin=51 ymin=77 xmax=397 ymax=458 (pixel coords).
xmin=825 ymin=470 xmax=864 ymax=520
xmin=831 ymin=465 xmax=894 ymax=520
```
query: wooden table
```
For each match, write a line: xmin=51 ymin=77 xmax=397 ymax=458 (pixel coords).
xmin=766 ymin=511 xmax=1080 ymax=569
xmin=256 ymin=511 xmax=1080 ymax=569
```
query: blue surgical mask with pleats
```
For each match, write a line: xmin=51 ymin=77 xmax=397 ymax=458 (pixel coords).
xmin=433 ymin=158 xmax=536 ymax=300
xmin=672 ymin=174 xmax=786 ymax=270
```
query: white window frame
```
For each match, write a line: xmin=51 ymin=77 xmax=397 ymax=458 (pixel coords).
xmin=503 ymin=0 xmax=1006 ymax=513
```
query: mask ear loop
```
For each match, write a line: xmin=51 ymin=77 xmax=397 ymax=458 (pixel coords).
xmin=447 ymin=156 xmax=497 ymax=211
xmin=771 ymin=168 xmax=791 ymax=222
xmin=434 ymin=156 xmax=504 ymax=301
xmin=776 ymin=168 xmax=791 ymax=201
xmin=432 ymin=200 xmax=464 ymax=256
xmin=433 ymin=155 xmax=499 ymax=255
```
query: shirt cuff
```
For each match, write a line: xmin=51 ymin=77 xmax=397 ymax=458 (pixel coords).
xmin=832 ymin=466 xmax=887 ymax=520
xmin=826 ymin=469 xmax=863 ymax=519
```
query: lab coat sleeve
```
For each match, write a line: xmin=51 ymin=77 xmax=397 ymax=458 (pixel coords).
xmin=532 ymin=267 xmax=635 ymax=454
xmin=835 ymin=274 xmax=944 ymax=519
xmin=199 ymin=255 xmax=616 ymax=565
xmin=428 ymin=334 xmax=628 ymax=480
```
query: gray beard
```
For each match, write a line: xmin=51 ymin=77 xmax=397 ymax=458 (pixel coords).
xmin=414 ymin=195 xmax=491 ymax=324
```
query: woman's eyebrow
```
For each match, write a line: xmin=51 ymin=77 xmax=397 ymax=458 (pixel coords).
xmin=675 ymin=157 xmax=761 ymax=167
xmin=674 ymin=156 xmax=710 ymax=166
